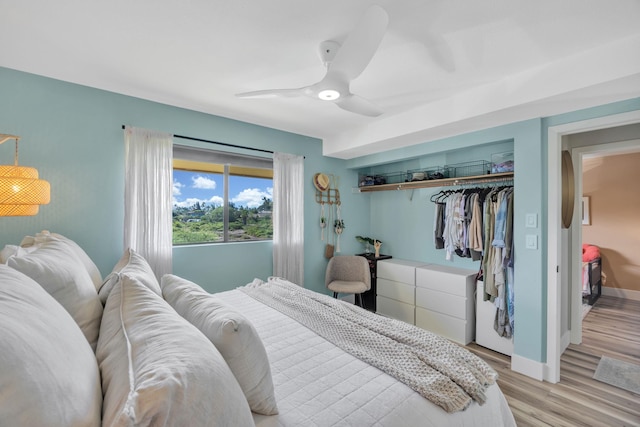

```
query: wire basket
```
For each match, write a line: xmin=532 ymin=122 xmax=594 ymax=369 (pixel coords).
xmin=358 ymin=172 xmax=405 ymax=187
xmin=445 ymin=160 xmax=492 ymax=178
xmin=407 ymin=166 xmax=451 ymax=181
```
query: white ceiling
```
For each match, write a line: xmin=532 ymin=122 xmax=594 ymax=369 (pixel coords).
xmin=2 ymin=0 xmax=640 ymax=159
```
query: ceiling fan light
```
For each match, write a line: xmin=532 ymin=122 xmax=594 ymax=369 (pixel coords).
xmin=318 ymin=89 xmax=340 ymax=101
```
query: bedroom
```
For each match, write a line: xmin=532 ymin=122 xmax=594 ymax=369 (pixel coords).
xmin=1 ymin=1 xmax=639 ymax=425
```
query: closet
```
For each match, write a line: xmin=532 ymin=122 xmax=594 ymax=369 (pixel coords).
xmin=431 ymin=184 xmax=515 ymax=355
xmin=355 ymin=143 xmax=516 ymax=355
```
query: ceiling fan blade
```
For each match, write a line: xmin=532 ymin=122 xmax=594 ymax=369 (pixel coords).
xmin=235 ymin=87 xmax=306 ymax=99
xmin=329 ymin=5 xmax=389 ymax=81
xmin=335 ymin=94 xmax=383 ymax=117
xmin=424 ymin=32 xmax=456 ymax=73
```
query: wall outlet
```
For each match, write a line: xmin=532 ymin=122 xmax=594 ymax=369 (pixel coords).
xmin=526 ymin=234 xmax=538 ymax=249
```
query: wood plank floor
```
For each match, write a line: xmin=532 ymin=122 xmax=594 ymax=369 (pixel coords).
xmin=466 ymin=296 xmax=640 ymax=426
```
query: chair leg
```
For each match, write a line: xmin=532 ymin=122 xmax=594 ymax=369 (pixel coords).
xmin=355 ymin=293 xmax=365 ymax=309
xmin=332 ymin=292 xmax=338 ymax=299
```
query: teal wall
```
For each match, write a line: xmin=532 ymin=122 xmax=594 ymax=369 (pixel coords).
xmin=350 ymin=120 xmax=546 ymax=362
xmin=348 ymin=98 xmax=640 ymax=364
xmin=2 ymin=66 xmax=639 ymax=367
xmin=0 ymin=67 xmax=370 ymax=295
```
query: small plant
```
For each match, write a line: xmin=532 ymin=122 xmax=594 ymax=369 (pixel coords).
xmin=334 ymin=219 xmax=345 ymax=230
xmin=355 ymin=235 xmax=380 ymax=245
xmin=355 ymin=235 xmax=381 ymax=253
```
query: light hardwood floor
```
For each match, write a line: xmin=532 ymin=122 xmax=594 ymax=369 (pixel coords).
xmin=466 ymin=295 xmax=640 ymax=426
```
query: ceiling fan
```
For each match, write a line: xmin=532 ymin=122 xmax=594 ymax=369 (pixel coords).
xmin=235 ymin=5 xmax=389 ymax=117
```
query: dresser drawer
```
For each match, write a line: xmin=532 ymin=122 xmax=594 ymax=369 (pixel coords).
xmin=415 ymin=287 xmax=468 ymax=320
xmin=415 ymin=307 xmax=474 ymax=345
xmin=376 ymin=296 xmax=415 ymax=324
xmin=415 ymin=265 xmax=476 ymax=296
xmin=377 ymin=278 xmax=415 ymax=305
xmin=377 ymin=259 xmax=427 ymax=285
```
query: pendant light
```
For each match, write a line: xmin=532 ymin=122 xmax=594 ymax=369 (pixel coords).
xmin=0 ymin=134 xmax=50 ymax=216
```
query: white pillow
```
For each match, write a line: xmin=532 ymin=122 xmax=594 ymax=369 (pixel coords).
xmin=20 ymin=230 xmax=103 ymax=290
xmin=0 ymin=265 xmax=101 ymax=427
xmin=0 ymin=244 xmax=37 ymax=264
xmin=98 ymin=248 xmax=162 ymax=304
xmin=97 ymin=273 xmax=254 ymax=426
xmin=161 ymin=273 xmax=278 ymax=415
xmin=7 ymin=239 xmax=103 ymax=352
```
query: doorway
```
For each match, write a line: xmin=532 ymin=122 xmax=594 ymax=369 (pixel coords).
xmin=546 ymin=110 xmax=640 ymax=383
xmin=571 ymin=138 xmax=640 ymax=342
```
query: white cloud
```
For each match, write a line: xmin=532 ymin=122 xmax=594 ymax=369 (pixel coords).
xmin=173 ymin=180 xmax=184 ymax=196
xmin=192 ymin=175 xmax=217 ymax=190
xmin=173 ymin=195 xmax=223 ymax=209
xmin=231 ymin=187 xmax=272 ymax=208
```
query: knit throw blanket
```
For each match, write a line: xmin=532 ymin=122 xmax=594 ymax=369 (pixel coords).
xmin=239 ymin=277 xmax=497 ymax=413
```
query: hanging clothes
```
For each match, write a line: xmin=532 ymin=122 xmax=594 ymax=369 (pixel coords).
xmin=443 ymin=192 xmax=464 ymax=260
xmin=433 ymin=202 xmax=446 ymax=249
xmin=432 ymin=184 xmax=515 ymax=339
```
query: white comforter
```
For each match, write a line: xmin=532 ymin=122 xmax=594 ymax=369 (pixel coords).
xmin=217 ymin=289 xmax=516 ymax=427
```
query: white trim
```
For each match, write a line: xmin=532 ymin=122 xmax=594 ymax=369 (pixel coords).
xmin=547 ymin=125 xmax=562 ymax=384
xmin=561 ymin=330 xmax=571 ymax=354
xmin=512 ymin=354 xmax=544 ymax=381
xmin=602 ymin=287 xmax=640 ymax=301
xmin=546 ymin=110 xmax=640 ymax=383
xmin=570 ymin=148 xmax=583 ymax=346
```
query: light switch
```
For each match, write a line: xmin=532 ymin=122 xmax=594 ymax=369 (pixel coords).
xmin=526 ymin=213 xmax=537 ymax=228
xmin=526 ymin=234 xmax=538 ymax=249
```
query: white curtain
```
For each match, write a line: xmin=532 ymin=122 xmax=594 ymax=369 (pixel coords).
xmin=273 ymin=152 xmax=304 ymax=285
xmin=123 ymin=126 xmax=173 ymax=279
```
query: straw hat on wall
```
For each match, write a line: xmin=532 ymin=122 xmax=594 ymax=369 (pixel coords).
xmin=313 ymin=173 xmax=330 ymax=192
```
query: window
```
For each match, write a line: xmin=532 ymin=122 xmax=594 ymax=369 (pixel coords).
xmin=172 ymin=145 xmax=273 ymax=245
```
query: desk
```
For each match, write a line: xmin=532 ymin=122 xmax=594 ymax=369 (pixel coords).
xmin=356 ymin=253 xmax=392 ymax=312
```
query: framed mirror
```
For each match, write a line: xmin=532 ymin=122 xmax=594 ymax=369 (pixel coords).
xmin=561 ymin=150 xmax=575 ymax=229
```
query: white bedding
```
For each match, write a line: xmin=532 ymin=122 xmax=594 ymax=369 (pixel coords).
xmin=217 ymin=289 xmax=516 ymax=427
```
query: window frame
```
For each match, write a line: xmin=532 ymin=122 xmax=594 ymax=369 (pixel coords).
xmin=172 ymin=144 xmax=273 ymax=246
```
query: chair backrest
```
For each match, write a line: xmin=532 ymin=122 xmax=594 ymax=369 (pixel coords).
xmin=325 ymin=256 xmax=371 ymax=289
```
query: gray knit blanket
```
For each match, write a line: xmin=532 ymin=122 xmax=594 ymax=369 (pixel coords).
xmin=239 ymin=277 xmax=497 ymax=413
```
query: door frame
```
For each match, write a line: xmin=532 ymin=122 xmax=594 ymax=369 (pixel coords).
xmin=546 ymin=110 xmax=640 ymax=383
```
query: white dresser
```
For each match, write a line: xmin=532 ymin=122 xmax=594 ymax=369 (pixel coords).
xmin=376 ymin=259 xmax=428 ymax=325
xmin=415 ymin=264 xmax=477 ymax=345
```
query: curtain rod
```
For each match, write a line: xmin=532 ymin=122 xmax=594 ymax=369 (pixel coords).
xmin=121 ymin=125 xmax=274 ymax=155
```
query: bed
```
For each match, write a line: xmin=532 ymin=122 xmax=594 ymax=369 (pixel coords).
xmin=218 ymin=283 xmax=515 ymax=426
xmin=0 ymin=231 xmax=516 ymax=426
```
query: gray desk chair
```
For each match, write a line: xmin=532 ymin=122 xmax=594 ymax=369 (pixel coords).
xmin=325 ymin=255 xmax=371 ymax=308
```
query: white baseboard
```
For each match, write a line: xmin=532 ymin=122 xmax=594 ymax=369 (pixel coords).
xmin=602 ymin=287 xmax=640 ymax=301
xmin=512 ymin=354 xmax=544 ymax=381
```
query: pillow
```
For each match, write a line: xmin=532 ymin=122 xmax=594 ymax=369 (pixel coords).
xmin=97 ymin=273 xmax=254 ymax=426
xmin=0 ymin=244 xmax=37 ymax=264
xmin=0 ymin=264 xmax=101 ymax=426
xmin=6 ymin=239 xmax=103 ymax=351
xmin=161 ymin=274 xmax=278 ymax=415
xmin=20 ymin=230 xmax=103 ymax=290
xmin=98 ymin=248 xmax=162 ymax=304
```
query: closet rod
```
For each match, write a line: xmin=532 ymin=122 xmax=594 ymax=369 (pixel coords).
xmin=121 ymin=125 xmax=274 ymax=155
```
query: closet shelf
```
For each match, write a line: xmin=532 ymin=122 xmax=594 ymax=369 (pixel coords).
xmin=356 ymin=172 xmax=514 ymax=192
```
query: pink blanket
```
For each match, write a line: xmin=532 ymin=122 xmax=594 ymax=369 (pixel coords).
xmin=582 ymin=244 xmax=600 ymax=263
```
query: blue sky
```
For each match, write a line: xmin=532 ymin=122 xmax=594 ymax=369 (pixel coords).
xmin=173 ymin=170 xmax=272 ymax=209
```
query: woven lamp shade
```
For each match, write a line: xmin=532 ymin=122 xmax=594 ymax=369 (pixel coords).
xmin=0 ymin=165 xmax=51 ymax=216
